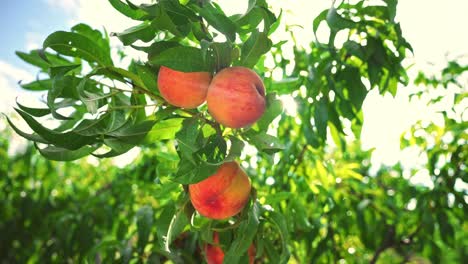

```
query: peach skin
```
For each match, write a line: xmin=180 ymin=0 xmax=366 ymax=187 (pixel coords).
xmin=189 ymin=162 xmax=251 ymax=220
xmin=207 ymin=67 xmax=266 ymax=128
xmin=157 ymin=66 xmax=212 ymax=109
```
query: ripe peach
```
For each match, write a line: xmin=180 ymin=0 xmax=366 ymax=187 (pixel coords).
xmin=204 ymin=232 xmax=256 ymax=264
xmin=157 ymin=66 xmax=212 ymax=109
xmin=189 ymin=162 xmax=251 ymax=220
xmin=207 ymin=67 xmax=266 ymax=128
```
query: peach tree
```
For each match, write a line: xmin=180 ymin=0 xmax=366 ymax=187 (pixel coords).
xmin=4 ymin=0 xmax=465 ymax=263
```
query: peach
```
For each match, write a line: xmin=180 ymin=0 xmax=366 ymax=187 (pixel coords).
xmin=207 ymin=67 xmax=266 ymax=128
xmin=204 ymin=232 xmax=255 ymax=264
xmin=157 ymin=66 xmax=212 ymax=109
xmin=189 ymin=162 xmax=251 ymax=220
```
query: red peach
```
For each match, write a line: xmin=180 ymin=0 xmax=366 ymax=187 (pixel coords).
xmin=157 ymin=66 xmax=212 ymax=109
xmin=189 ymin=162 xmax=251 ymax=220
xmin=205 ymin=232 xmax=256 ymax=264
xmin=207 ymin=67 xmax=266 ymax=128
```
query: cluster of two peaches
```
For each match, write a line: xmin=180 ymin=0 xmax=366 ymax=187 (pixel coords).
xmin=157 ymin=65 xmax=266 ymax=219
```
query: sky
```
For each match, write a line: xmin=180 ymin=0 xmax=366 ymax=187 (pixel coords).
xmin=0 ymin=0 xmax=467 ymax=178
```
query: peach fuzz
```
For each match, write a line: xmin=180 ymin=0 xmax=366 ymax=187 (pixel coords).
xmin=189 ymin=162 xmax=251 ymax=220
xmin=207 ymin=67 xmax=266 ymax=128
xmin=157 ymin=66 xmax=212 ymax=109
xmin=204 ymin=232 xmax=255 ymax=264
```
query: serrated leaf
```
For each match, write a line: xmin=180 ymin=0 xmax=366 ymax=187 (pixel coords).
xmin=239 ymin=30 xmax=271 ymax=68
xmin=223 ymin=201 xmax=260 ymax=264
xmin=146 ymin=41 xmax=181 ymax=62
xmin=256 ymin=93 xmax=283 ymax=131
xmin=174 ymin=160 xmax=219 ymax=184
xmin=16 ymin=100 xmax=51 ymax=117
xmin=225 ymin=136 xmax=244 ymax=161
xmin=134 ymin=63 xmax=157 ymax=93
xmin=14 ymin=108 xmax=95 ymax=150
xmin=43 ymin=31 xmax=113 ymax=66
xmin=164 ymin=201 xmax=189 ymax=252
xmin=35 ymin=144 xmax=99 ymax=161
xmin=245 ymin=131 xmax=284 ymax=154
xmin=192 ymin=3 xmax=236 ymax=42
xmin=150 ymin=46 xmax=208 ymax=72
xmin=149 ymin=4 xmax=190 ymax=37
xmin=145 ymin=118 xmax=184 ymax=141
xmin=313 ymin=9 xmax=328 ymax=35
xmin=5 ymin=115 xmax=49 ymax=144
xmin=113 ymin=21 xmax=155 ymax=45
xmin=108 ymin=0 xmax=148 ymax=20
xmin=15 ymin=50 xmax=72 ymax=71
xmin=269 ymin=77 xmax=302 ymax=95
xmin=107 ymin=120 xmax=156 ymax=144
xmin=326 ymin=7 xmax=355 ymax=31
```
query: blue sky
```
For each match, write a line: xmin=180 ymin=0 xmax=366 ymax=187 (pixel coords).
xmin=0 ymin=0 xmax=71 ymax=71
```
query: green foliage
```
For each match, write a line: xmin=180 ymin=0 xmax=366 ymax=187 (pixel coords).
xmin=3 ymin=0 xmax=467 ymax=263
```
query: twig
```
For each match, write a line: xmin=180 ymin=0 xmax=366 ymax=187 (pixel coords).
xmin=370 ymin=226 xmax=395 ymax=264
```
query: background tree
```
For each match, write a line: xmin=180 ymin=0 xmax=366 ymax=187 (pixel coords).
xmin=1 ymin=0 xmax=466 ymax=263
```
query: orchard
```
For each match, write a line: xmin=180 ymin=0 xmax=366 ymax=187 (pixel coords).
xmin=0 ymin=0 xmax=466 ymax=263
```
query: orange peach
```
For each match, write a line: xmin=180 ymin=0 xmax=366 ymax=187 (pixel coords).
xmin=204 ymin=232 xmax=255 ymax=264
xmin=207 ymin=67 xmax=266 ymax=128
xmin=189 ymin=162 xmax=251 ymax=220
xmin=157 ymin=66 xmax=212 ymax=109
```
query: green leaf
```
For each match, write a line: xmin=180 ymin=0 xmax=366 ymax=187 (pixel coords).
xmin=269 ymin=77 xmax=302 ymax=95
xmin=35 ymin=144 xmax=99 ymax=161
xmin=201 ymin=41 xmax=234 ymax=72
xmin=43 ymin=31 xmax=113 ymax=66
xmin=113 ymin=22 xmax=155 ymax=45
xmin=48 ymin=65 xmax=82 ymax=120
xmin=150 ymin=46 xmax=208 ymax=72
xmin=266 ymin=210 xmax=291 ymax=264
xmin=134 ymin=63 xmax=157 ymax=93
xmin=314 ymin=97 xmax=328 ymax=140
xmin=49 ymin=63 xmax=81 ymax=78
xmin=5 ymin=115 xmax=49 ymax=144
xmin=107 ymin=120 xmax=156 ymax=144
xmin=340 ymin=67 xmax=368 ymax=111
xmin=145 ymin=118 xmax=184 ymax=141
xmin=72 ymin=23 xmax=111 ymax=55
xmin=245 ymin=131 xmax=284 ymax=154
xmin=256 ymin=93 xmax=283 ymax=131
xmin=146 ymin=41 xmax=181 ymax=62
xmin=174 ymin=160 xmax=219 ymax=184
xmin=73 ymin=115 xmax=112 ymax=136
xmin=225 ymin=136 xmax=244 ymax=161
xmin=223 ymin=201 xmax=260 ymax=264
xmin=239 ymin=30 xmax=272 ymax=68
xmin=136 ymin=206 xmax=154 ymax=252
xmin=149 ymin=4 xmax=191 ymax=37
xmin=16 ymin=100 xmax=51 ymax=117
xmin=108 ymin=0 xmax=148 ymax=20
xmin=15 ymin=50 xmax=72 ymax=71
xmin=164 ymin=200 xmax=189 ymax=252
xmin=191 ymin=3 xmax=236 ymax=42
xmin=20 ymin=79 xmax=53 ymax=91
xmin=313 ymin=9 xmax=328 ymax=35
xmin=326 ymin=7 xmax=355 ymax=31
xmin=176 ymin=117 xmax=201 ymax=159
xmin=14 ymin=108 xmax=95 ymax=150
